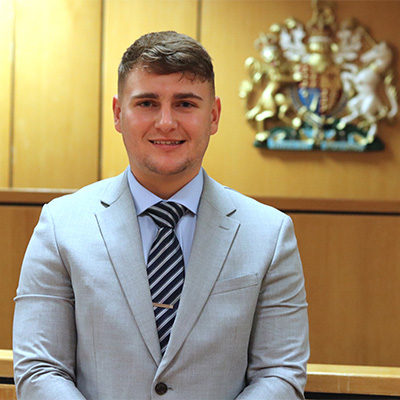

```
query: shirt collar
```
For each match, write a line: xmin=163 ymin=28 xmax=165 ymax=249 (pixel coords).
xmin=127 ymin=166 xmax=204 ymax=216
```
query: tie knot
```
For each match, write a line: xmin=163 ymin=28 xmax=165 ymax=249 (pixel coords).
xmin=146 ymin=202 xmax=185 ymax=229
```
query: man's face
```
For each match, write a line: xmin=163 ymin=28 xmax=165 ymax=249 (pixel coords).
xmin=113 ymin=68 xmax=221 ymax=194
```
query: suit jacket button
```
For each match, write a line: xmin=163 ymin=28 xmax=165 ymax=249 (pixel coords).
xmin=155 ymin=382 xmax=168 ymax=395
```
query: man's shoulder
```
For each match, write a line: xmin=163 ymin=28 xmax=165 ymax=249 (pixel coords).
xmin=204 ymin=174 xmax=288 ymax=223
xmin=47 ymin=170 xmax=127 ymax=212
xmin=225 ymin=186 xmax=286 ymax=220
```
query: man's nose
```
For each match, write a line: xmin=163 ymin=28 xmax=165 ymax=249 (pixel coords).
xmin=155 ymin=106 xmax=178 ymax=131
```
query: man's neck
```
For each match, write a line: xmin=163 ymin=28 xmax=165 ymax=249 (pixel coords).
xmin=131 ymin=169 xmax=200 ymax=199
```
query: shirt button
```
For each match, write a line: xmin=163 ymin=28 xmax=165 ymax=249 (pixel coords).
xmin=155 ymin=382 xmax=168 ymax=395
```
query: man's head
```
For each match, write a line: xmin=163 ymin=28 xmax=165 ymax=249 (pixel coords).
xmin=118 ymin=31 xmax=215 ymax=98
xmin=113 ymin=31 xmax=221 ymax=199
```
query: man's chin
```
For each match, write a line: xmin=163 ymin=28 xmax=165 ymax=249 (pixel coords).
xmin=147 ymin=162 xmax=193 ymax=177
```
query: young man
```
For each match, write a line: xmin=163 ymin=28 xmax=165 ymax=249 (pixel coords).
xmin=13 ymin=31 xmax=309 ymax=399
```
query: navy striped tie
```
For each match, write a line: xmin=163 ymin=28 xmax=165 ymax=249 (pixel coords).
xmin=146 ymin=202 xmax=186 ymax=355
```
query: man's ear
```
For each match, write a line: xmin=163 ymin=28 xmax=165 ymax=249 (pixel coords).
xmin=210 ymin=96 xmax=221 ymax=136
xmin=112 ymin=95 xmax=122 ymax=133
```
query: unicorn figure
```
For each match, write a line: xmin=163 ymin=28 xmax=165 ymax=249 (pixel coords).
xmin=339 ymin=41 xmax=398 ymax=143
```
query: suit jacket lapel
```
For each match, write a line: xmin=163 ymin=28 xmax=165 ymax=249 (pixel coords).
xmin=162 ymin=173 xmax=240 ymax=364
xmin=95 ymin=171 xmax=161 ymax=364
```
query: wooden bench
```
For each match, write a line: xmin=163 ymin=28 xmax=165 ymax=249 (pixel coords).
xmin=306 ymin=363 xmax=400 ymax=398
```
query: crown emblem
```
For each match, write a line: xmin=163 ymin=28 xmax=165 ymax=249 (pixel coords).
xmin=240 ymin=0 xmax=398 ymax=151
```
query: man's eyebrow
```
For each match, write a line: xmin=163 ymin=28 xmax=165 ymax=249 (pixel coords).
xmin=129 ymin=92 xmax=204 ymax=101
xmin=130 ymin=92 xmax=158 ymax=100
xmin=173 ymin=93 xmax=204 ymax=101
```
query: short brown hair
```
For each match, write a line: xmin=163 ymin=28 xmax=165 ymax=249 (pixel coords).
xmin=118 ymin=31 xmax=215 ymax=95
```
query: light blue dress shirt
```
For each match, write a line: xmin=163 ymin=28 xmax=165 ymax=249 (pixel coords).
xmin=127 ymin=167 xmax=204 ymax=267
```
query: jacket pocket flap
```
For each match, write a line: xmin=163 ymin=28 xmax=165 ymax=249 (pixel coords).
xmin=211 ymin=273 xmax=259 ymax=295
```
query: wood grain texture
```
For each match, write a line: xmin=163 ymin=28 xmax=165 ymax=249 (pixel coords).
xmin=12 ymin=0 xmax=102 ymax=188
xmin=0 ymin=188 xmax=74 ymax=205
xmin=0 ymin=350 xmax=13 ymax=378
xmin=306 ymin=364 xmax=400 ymax=396
xmin=0 ymin=0 xmax=13 ymax=187
xmin=290 ymin=212 xmax=400 ymax=367
xmin=0 ymin=385 xmax=16 ymax=400
xmin=254 ymin=197 xmax=400 ymax=214
xmin=0 ymin=206 xmax=42 ymax=348
xmin=3 ymin=0 xmax=400 ymax=201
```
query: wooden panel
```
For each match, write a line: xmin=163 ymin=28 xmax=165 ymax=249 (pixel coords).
xmin=0 ymin=188 xmax=73 ymax=205
xmin=0 ymin=385 xmax=16 ymax=400
xmin=0 ymin=350 xmax=13 ymax=377
xmin=0 ymin=0 xmax=14 ymax=187
xmin=101 ymin=0 xmax=198 ymax=179
xmin=306 ymin=364 xmax=400 ymax=396
xmin=290 ymin=212 xmax=400 ymax=367
xmin=255 ymin=197 xmax=400 ymax=214
xmin=12 ymin=0 xmax=102 ymax=188
xmin=201 ymin=0 xmax=400 ymax=201
xmin=0 ymin=206 xmax=41 ymax=348
xmin=0 ymin=349 xmax=16 ymax=400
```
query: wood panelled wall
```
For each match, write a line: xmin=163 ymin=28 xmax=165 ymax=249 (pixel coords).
xmin=0 ymin=0 xmax=13 ymax=187
xmin=1 ymin=0 xmax=400 ymax=370
xmin=292 ymin=212 xmax=400 ymax=367
xmin=0 ymin=0 xmax=399 ymax=201
xmin=201 ymin=0 xmax=400 ymax=201
xmin=0 ymin=205 xmax=41 ymax=350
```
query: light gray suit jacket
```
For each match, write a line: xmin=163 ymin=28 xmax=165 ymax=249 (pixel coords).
xmin=13 ymin=170 xmax=309 ymax=399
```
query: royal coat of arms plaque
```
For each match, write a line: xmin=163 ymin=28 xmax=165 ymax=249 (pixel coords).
xmin=240 ymin=0 xmax=398 ymax=151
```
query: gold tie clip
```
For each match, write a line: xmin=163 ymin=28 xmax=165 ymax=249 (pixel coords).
xmin=153 ymin=302 xmax=173 ymax=309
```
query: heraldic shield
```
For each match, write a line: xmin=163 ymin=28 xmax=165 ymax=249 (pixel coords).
xmin=240 ymin=0 xmax=398 ymax=152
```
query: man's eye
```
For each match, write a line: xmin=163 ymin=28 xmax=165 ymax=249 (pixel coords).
xmin=138 ymin=101 xmax=155 ymax=107
xmin=178 ymin=102 xmax=195 ymax=108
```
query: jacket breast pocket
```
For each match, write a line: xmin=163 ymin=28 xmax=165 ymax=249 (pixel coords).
xmin=211 ymin=273 xmax=259 ymax=295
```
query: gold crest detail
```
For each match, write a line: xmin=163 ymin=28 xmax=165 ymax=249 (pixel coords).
xmin=240 ymin=0 xmax=398 ymax=151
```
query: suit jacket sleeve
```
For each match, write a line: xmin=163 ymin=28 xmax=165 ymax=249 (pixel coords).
xmin=13 ymin=204 xmax=87 ymax=400
xmin=236 ymin=215 xmax=309 ymax=399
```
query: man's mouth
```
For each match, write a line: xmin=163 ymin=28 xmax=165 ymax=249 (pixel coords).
xmin=150 ymin=140 xmax=185 ymax=145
